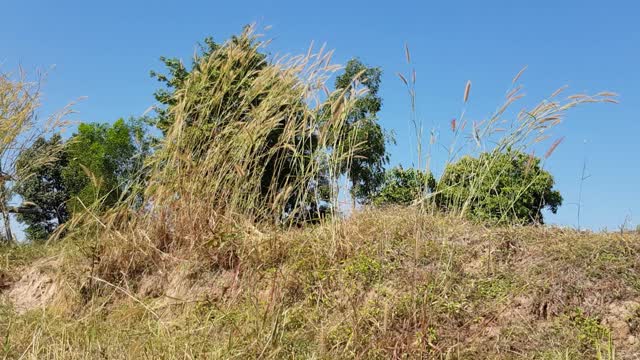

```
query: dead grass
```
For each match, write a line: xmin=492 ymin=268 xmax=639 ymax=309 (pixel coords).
xmin=1 ymin=207 xmax=638 ymax=359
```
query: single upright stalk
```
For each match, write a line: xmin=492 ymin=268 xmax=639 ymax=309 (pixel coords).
xmin=0 ymin=180 xmax=13 ymax=243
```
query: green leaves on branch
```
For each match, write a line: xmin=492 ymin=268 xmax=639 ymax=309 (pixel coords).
xmin=62 ymin=119 xmax=147 ymax=212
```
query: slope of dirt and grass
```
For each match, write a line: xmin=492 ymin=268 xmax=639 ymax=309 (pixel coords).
xmin=1 ymin=207 xmax=638 ymax=359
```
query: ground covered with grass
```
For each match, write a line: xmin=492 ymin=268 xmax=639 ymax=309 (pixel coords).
xmin=1 ymin=208 xmax=639 ymax=359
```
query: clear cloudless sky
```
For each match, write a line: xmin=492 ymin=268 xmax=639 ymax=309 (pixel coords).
xmin=1 ymin=0 xmax=638 ymax=231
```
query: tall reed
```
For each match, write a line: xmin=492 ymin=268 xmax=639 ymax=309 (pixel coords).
xmin=0 ymin=69 xmax=71 ymax=242
xmin=396 ymin=58 xmax=617 ymax=222
xmin=65 ymin=26 xmax=366 ymax=270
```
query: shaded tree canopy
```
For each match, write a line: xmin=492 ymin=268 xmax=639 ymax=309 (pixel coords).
xmin=14 ymin=134 xmax=69 ymax=241
xmin=332 ymin=58 xmax=390 ymax=204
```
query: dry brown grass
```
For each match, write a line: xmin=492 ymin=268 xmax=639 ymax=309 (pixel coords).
xmin=1 ymin=207 xmax=638 ymax=359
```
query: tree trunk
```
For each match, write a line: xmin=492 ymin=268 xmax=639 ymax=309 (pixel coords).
xmin=0 ymin=205 xmax=13 ymax=243
xmin=0 ymin=172 xmax=14 ymax=243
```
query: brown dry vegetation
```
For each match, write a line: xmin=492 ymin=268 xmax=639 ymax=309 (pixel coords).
xmin=1 ymin=207 xmax=639 ymax=359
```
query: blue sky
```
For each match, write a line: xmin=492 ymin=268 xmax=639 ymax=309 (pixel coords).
xmin=1 ymin=0 xmax=638 ymax=231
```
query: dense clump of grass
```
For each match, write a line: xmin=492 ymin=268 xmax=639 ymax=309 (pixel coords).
xmin=57 ymin=27 xmax=370 ymax=289
xmin=2 ymin=208 xmax=639 ymax=359
xmin=149 ymin=28 xmax=364 ymax=221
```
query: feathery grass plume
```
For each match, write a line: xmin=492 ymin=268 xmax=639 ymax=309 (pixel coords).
xmin=512 ymin=65 xmax=528 ymax=84
xmin=404 ymin=43 xmax=411 ymax=64
xmin=545 ymin=136 xmax=565 ymax=159
xmin=428 ymin=66 xmax=617 ymax=221
xmin=61 ymin=27 xmax=364 ymax=286
xmin=397 ymin=72 xmax=408 ymax=86
xmin=463 ymin=80 xmax=472 ymax=103
xmin=0 ymin=69 xmax=72 ymax=242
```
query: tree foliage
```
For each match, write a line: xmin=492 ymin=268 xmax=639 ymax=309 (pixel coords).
xmin=14 ymin=135 xmax=69 ymax=241
xmin=333 ymin=59 xmax=389 ymax=203
xmin=62 ymin=119 xmax=148 ymax=213
xmin=437 ymin=150 xmax=562 ymax=224
xmin=150 ymin=34 xmax=265 ymax=135
xmin=373 ymin=166 xmax=435 ymax=206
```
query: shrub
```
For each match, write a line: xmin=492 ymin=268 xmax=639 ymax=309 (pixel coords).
xmin=373 ymin=166 xmax=435 ymax=206
xmin=436 ymin=150 xmax=562 ymax=224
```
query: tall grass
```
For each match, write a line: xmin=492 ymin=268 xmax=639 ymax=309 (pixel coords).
xmin=59 ymin=26 xmax=371 ymax=286
xmin=0 ymin=27 xmax=631 ymax=360
xmin=0 ymin=69 xmax=71 ymax=243
xmin=396 ymin=53 xmax=617 ymax=223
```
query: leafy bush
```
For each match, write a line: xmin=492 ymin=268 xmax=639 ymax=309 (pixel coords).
xmin=373 ymin=166 xmax=435 ymax=206
xmin=436 ymin=150 xmax=562 ymax=224
xmin=62 ymin=118 xmax=149 ymax=213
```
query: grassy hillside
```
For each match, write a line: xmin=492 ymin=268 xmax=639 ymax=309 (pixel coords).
xmin=1 ymin=207 xmax=638 ymax=359
xmin=0 ymin=28 xmax=630 ymax=360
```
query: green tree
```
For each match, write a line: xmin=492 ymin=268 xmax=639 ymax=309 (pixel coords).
xmin=150 ymin=34 xmax=265 ymax=135
xmin=14 ymin=135 xmax=70 ymax=241
xmin=149 ymin=33 xmax=331 ymax=222
xmin=62 ymin=119 xmax=148 ymax=212
xmin=437 ymin=150 xmax=562 ymax=224
xmin=373 ymin=166 xmax=435 ymax=206
xmin=0 ymin=70 xmax=67 ymax=243
xmin=333 ymin=59 xmax=389 ymax=204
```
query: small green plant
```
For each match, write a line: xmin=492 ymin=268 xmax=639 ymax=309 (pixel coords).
xmin=344 ymin=254 xmax=383 ymax=285
xmin=474 ymin=276 xmax=512 ymax=300
xmin=570 ymin=308 xmax=611 ymax=346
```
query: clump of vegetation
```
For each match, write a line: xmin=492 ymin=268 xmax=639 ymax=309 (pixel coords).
xmin=373 ymin=166 xmax=435 ymax=206
xmin=14 ymin=118 xmax=150 ymax=241
xmin=1 ymin=208 xmax=639 ymax=359
xmin=0 ymin=70 xmax=70 ymax=243
xmin=437 ymin=150 xmax=563 ymax=224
